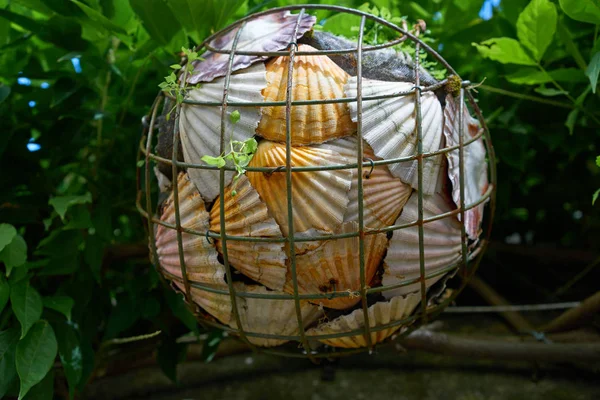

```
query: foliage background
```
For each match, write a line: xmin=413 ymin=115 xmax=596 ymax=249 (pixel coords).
xmin=0 ymin=0 xmax=598 ymax=398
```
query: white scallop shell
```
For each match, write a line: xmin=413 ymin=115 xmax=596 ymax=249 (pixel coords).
xmin=188 ymin=11 xmax=316 ymax=84
xmin=382 ymin=190 xmax=463 ymax=300
xmin=155 ymin=173 xmax=231 ymax=323
xmin=173 ymin=280 xmax=232 ymax=325
xmin=230 ymin=284 xmax=323 ymax=347
xmin=443 ymin=94 xmax=489 ymax=240
xmin=179 ymin=63 xmax=267 ymax=202
xmin=306 ymin=293 xmax=421 ymax=348
xmin=284 ymin=222 xmax=389 ymax=310
xmin=210 ymin=175 xmax=287 ymax=290
xmin=344 ymin=78 xmax=444 ymax=194
xmin=247 ymin=140 xmax=353 ymax=254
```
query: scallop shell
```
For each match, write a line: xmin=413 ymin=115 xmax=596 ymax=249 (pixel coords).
xmin=256 ymin=44 xmax=356 ymax=145
xmin=319 ymin=137 xmax=412 ymax=228
xmin=155 ymin=173 xmax=231 ymax=323
xmin=246 ymin=140 xmax=353 ymax=254
xmin=188 ymin=11 xmax=316 ymax=84
xmin=285 ymin=222 xmax=389 ymax=310
xmin=345 ymin=78 xmax=444 ymax=194
xmin=180 ymin=63 xmax=267 ymax=202
xmin=230 ymin=284 xmax=323 ymax=347
xmin=443 ymin=94 xmax=488 ymax=240
xmin=209 ymin=175 xmax=287 ymax=290
xmin=173 ymin=279 xmax=232 ymax=325
xmin=382 ymin=190 xmax=463 ymax=300
xmin=306 ymin=293 xmax=421 ymax=348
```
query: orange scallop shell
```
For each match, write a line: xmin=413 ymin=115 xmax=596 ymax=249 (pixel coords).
xmin=256 ymin=44 xmax=356 ymax=144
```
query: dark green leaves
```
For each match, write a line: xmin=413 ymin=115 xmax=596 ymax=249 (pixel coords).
xmin=43 ymin=296 xmax=74 ymax=321
xmin=129 ymin=0 xmax=183 ymax=47
xmin=0 ymin=275 xmax=9 ymax=314
xmin=54 ymin=321 xmax=83 ymax=398
xmin=10 ymin=280 xmax=42 ymax=339
xmin=0 ymin=328 xmax=20 ymax=398
xmin=516 ymin=0 xmax=557 ymax=62
xmin=48 ymin=193 xmax=92 ymax=221
xmin=1 ymin=235 xmax=28 ymax=275
xmin=16 ymin=321 xmax=58 ymax=400
xmin=586 ymin=52 xmax=600 ymax=93
xmin=472 ymin=38 xmax=536 ymax=65
xmin=0 ymin=223 xmax=17 ymax=252
xmin=559 ymin=0 xmax=600 ymax=24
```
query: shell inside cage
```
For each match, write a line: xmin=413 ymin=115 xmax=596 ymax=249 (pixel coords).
xmin=146 ymin=7 xmax=493 ymax=354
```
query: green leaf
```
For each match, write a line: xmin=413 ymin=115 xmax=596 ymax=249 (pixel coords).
xmin=157 ymin=336 xmax=187 ymax=382
xmin=534 ymin=87 xmax=568 ymax=96
xmin=10 ymin=280 xmax=43 ymax=339
xmin=53 ymin=321 xmax=82 ymax=398
xmin=16 ymin=320 xmax=58 ymax=400
xmin=244 ymin=138 xmax=258 ymax=154
xmin=506 ymin=68 xmax=585 ymax=84
xmin=71 ymin=0 xmax=127 ymax=34
xmin=0 ymin=223 xmax=17 ymax=253
xmin=48 ymin=192 xmax=92 ymax=221
xmin=166 ymin=0 xmax=245 ymax=43
xmin=556 ymin=19 xmax=588 ymax=71
xmin=472 ymin=38 xmax=537 ymax=65
xmin=586 ymin=52 xmax=600 ymax=94
xmin=0 ymin=327 xmax=20 ymax=398
xmin=129 ymin=0 xmax=183 ymax=46
xmin=559 ymin=0 xmax=600 ymax=24
xmin=593 ymin=188 xmax=600 ymax=205
xmin=0 ymin=234 xmax=28 ymax=275
xmin=0 ymin=275 xmax=9 ymax=314
xmin=22 ymin=368 xmax=53 ymax=400
xmin=201 ymin=155 xmax=226 ymax=168
xmin=516 ymin=0 xmax=557 ymax=62
xmin=596 ymin=155 xmax=600 ymax=168
xmin=229 ymin=110 xmax=241 ymax=124
xmin=0 ymin=85 xmax=10 ymax=104
xmin=43 ymin=296 xmax=74 ymax=321
xmin=565 ymin=109 xmax=578 ymax=135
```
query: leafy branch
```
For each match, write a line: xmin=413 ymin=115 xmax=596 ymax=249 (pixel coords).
xmin=158 ymin=47 xmax=203 ymax=120
xmin=201 ymin=110 xmax=258 ymax=196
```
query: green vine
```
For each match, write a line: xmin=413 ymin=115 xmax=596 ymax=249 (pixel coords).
xmin=158 ymin=47 xmax=203 ymax=120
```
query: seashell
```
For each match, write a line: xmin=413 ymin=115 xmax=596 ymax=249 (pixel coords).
xmin=155 ymin=173 xmax=231 ymax=324
xmin=319 ymin=136 xmax=412 ymax=228
xmin=345 ymin=78 xmax=444 ymax=194
xmin=306 ymin=293 xmax=421 ymax=348
xmin=246 ymin=140 xmax=352 ymax=254
xmin=256 ymin=44 xmax=356 ymax=145
xmin=180 ymin=63 xmax=267 ymax=202
xmin=188 ymin=11 xmax=316 ymax=84
xmin=285 ymin=222 xmax=388 ymax=310
xmin=381 ymin=190 xmax=463 ymax=300
xmin=443 ymin=94 xmax=488 ymax=240
xmin=153 ymin=165 xmax=172 ymax=193
xmin=173 ymin=279 xmax=232 ymax=325
xmin=230 ymin=284 xmax=323 ymax=347
xmin=209 ymin=175 xmax=287 ymax=290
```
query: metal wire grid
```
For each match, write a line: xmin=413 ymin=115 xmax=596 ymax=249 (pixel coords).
xmin=136 ymin=4 xmax=497 ymax=359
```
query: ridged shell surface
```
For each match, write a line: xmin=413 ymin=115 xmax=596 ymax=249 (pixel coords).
xmin=173 ymin=279 xmax=232 ymax=325
xmin=188 ymin=11 xmax=316 ymax=84
xmin=246 ymin=140 xmax=352 ymax=254
xmin=256 ymin=44 xmax=356 ymax=145
xmin=180 ymin=63 xmax=266 ymax=202
xmin=284 ymin=222 xmax=389 ymax=310
xmin=382 ymin=191 xmax=463 ymax=299
xmin=210 ymin=175 xmax=287 ymax=290
xmin=306 ymin=293 xmax=421 ymax=348
xmin=230 ymin=284 xmax=323 ymax=347
xmin=345 ymin=78 xmax=444 ymax=194
xmin=443 ymin=94 xmax=488 ymax=240
xmin=324 ymin=138 xmax=412 ymax=228
xmin=155 ymin=173 xmax=231 ymax=323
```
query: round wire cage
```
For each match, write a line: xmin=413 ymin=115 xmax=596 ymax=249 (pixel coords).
xmin=136 ymin=4 xmax=497 ymax=360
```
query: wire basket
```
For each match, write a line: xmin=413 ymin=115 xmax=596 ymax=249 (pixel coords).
xmin=136 ymin=4 xmax=496 ymax=360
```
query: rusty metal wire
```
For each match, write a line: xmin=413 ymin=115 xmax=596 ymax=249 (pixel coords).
xmin=136 ymin=4 xmax=497 ymax=359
